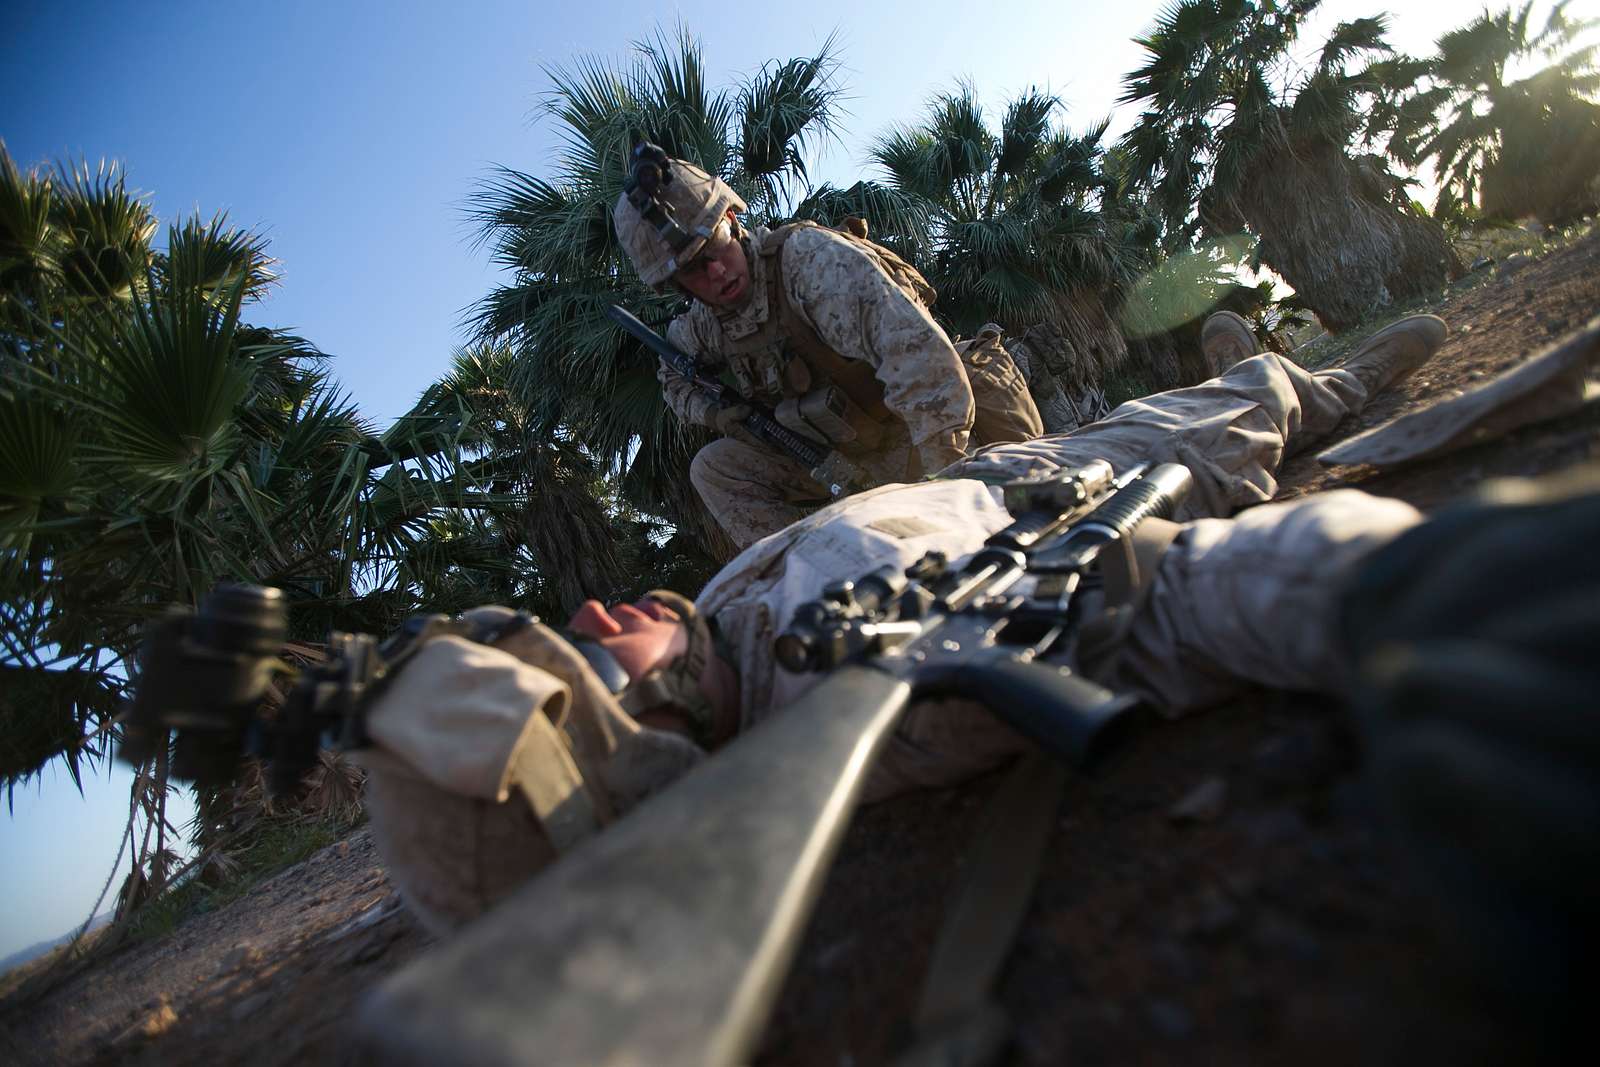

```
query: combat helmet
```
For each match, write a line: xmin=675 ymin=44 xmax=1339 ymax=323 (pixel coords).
xmin=613 ymin=142 xmax=746 ymax=287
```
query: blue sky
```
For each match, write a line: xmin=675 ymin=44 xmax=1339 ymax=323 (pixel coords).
xmin=0 ymin=0 xmax=1558 ymax=959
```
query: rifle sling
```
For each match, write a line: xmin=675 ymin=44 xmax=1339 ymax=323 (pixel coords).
xmin=899 ymin=750 xmax=1067 ymax=1066
xmin=900 ymin=515 xmax=1184 ymax=1064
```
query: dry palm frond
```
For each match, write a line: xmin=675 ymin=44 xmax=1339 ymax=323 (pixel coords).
xmin=299 ymin=749 xmax=365 ymax=826
xmin=196 ymin=846 xmax=245 ymax=888
xmin=116 ymin=865 xmax=150 ymax=918
xmin=146 ymin=845 xmax=181 ymax=891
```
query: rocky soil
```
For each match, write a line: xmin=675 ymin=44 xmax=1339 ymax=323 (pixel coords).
xmin=3 ymin=232 xmax=1597 ymax=1066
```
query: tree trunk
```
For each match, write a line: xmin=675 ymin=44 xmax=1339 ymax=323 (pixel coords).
xmin=1231 ymin=142 xmax=1458 ymax=332
xmin=524 ymin=445 xmax=640 ymax=615
xmin=1046 ymin=288 xmax=1131 ymax=389
xmin=1002 ymin=337 xmax=1079 ymax=433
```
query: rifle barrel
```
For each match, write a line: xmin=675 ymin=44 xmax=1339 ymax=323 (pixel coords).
xmin=605 ymin=303 xmax=692 ymax=374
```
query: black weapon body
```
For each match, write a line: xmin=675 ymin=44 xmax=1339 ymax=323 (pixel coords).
xmin=356 ymin=460 xmax=1194 ymax=1067
xmin=607 ymin=303 xmax=828 ymax=469
xmin=120 ymin=589 xmax=534 ymax=794
xmin=776 ymin=459 xmax=1194 ymax=764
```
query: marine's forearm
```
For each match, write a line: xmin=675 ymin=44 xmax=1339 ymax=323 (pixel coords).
xmin=658 ymin=363 xmax=718 ymax=427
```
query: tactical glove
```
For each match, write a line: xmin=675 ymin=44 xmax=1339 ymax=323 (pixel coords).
xmin=711 ymin=402 xmax=753 ymax=436
xmin=710 ymin=402 xmax=765 ymax=449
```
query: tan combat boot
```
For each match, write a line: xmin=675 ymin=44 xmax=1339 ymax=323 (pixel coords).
xmin=1338 ymin=314 xmax=1449 ymax=397
xmin=1199 ymin=310 xmax=1260 ymax=374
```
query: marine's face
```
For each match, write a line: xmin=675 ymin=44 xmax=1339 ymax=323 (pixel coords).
xmin=673 ymin=213 xmax=750 ymax=308
xmin=566 ymin=597 xmax=688 ymax=683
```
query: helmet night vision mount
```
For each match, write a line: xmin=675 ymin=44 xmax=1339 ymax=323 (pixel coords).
xmin=623 ymin=141 xmax=697 ymax=255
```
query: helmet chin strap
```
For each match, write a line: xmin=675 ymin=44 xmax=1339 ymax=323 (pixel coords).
xmin=563 ymin=589 xmax=726 ymax=749
xmin=622 ymin=590 xmax=724 ymax=748
xmin=560 ymin=630 xmax=633 ymax=696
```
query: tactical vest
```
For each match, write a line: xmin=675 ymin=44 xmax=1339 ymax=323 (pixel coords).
xmin=696 ymin=220 xmax=937 ymax=458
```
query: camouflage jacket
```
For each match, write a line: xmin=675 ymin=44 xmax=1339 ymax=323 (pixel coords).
xmin=661 ymin=224 xmax=974 ymax=480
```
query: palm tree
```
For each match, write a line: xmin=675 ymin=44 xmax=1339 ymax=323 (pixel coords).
xmin=0 ymin=144 xmax=500 ymax=917
xmin=398 ymin=343 xmax=666 ymax=617
xmin=465 ymin=28 xmax=850 ymax=573
xmin=1379 ymin=1 xmax=1600 ymax=224
xmin=860 ymin=85 xmax=1154 ymax=425
xmin=1121 ymin=0 xmax=1460 ymax=331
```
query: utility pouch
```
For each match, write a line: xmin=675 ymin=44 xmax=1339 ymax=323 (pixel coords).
xmin=776 ymin=385 xmax=886 ymax=453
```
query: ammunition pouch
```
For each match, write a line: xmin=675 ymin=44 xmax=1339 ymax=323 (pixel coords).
xmin=809 ymin=450 xmax=871 ymax=498
xmin=776 ymin=385 xmax=887 ymax=455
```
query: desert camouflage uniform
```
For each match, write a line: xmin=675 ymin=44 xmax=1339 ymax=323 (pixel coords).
xmin=697 ymin=350 xmax=1421 ymax=799
xmin=664 ymin=223 xmax=1042 ymax=548
xmin=355 ymin=345 xmax=1423 ymax=929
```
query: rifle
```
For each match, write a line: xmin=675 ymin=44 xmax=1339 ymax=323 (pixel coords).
xmin=355 ymin=459 xmax=1194 ymax=1066
xmin=607 ymin=302 xmax=864 ymax=495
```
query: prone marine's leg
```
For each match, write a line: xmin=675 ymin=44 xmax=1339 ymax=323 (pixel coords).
xmin=951 ymin=316 xmax=1448 ymax=519
xmin=1107 ymin=489 xmax=1424 ymax=712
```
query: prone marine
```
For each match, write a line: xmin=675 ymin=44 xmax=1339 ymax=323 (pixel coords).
xmin=127 ymin=309 xmax=1599 ymax=1059
xmin=355 ymin=306 xmax=1462 ymax=926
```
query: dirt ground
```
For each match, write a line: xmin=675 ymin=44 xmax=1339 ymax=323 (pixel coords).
xmin=3 ymin=232 xmax=1597 ymax=1066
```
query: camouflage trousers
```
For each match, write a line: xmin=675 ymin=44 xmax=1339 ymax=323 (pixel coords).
xmin=953 ymin=352 xmax=1376 ymax=521
xmin=691 ymin=340 xmax=1044 ymax=548
xmin=860 ymin=488 xmax=1423 ymax=800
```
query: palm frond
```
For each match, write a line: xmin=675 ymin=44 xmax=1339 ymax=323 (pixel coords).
xmin=0 ymin=387 xmax=80 ymax=559
xmin=1290 ymin=71 xmax=1360 ymax=146
xmin=1035 ymin=119 xmax=1111 ymax=203
xmin=929 ymin=85 xmax=996 ymax=202
xmin=1435 ymin=9 xmax=1519 ymax=87
xmin=869 ymin=127 xmax=946 ymax=203
xmin=48 ymin=273 xmax=257 ymax=479
xmin=0 ymin=663 xmax=122 ymax=790
xmin=632 ymin=26 xmax=736 ymax=177
xmin=48 ymin=156 xmax=155 ymax=304
xmin=1398 ymin=1 xmax=1600 ymax=220
xmin=791 ymin=180 xmax=932 ymax=259
xmin=544 ymin=53 xmax=639 ymax=190
xmin=157 ymin=213 xmax=276 ymax=304
xmin=0 ymin=142 xmax=59 ymax=314
xmin=1318 ymin=16 xmax=1391 ymax=74
xmin=995 ymin=90 xmax=1059 ymax=182
xmin=735 ymin=34 xmax=843 ymax=200
xmin=1534 ymin=1 xmax=1594 ymax=53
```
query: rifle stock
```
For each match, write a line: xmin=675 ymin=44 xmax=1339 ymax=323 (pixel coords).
xmin=355 ymin=666 xmax=912 ymax=1067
